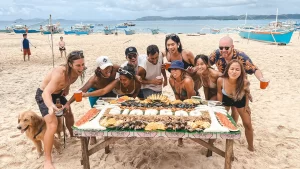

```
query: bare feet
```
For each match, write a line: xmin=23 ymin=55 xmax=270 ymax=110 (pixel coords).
xmin=44 ymin=161 xmax=55 ymax=169
xmin=248 ymin=146 xmax=255 ymax=152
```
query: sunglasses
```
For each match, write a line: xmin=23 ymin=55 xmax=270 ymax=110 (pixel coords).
xmin=166 ymin=33 xmax=178 ymax=38
xmin=70 ymin=50 xmax=84 ymax=57
xmin=127 ymin=53 xmax=137 ymax=60
xmin=219 ymin=46 xmax=230 ymax=50
xmin=118 ymin=68 xmax=133 ymax=77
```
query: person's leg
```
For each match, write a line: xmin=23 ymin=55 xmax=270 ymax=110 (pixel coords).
xmin=64 ymin=107 xmax=74 ymax=137
xmin=237 ymin=107 xmax=254 ymax=151
xmin=43 ymin=113 xmax=58 ymax=169
xmin=28 ymin=54 xmax=30 ymax=61
xmin=60 ymin=50 xmax=63 ymax=57
xmin=64 ymin=50 xmax=66 ymax=58
xmin=231 ymin=106 xmax=239 ymax=122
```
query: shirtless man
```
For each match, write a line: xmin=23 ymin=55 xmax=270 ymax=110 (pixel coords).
xmin=66 ymin=56 xmax=119 ymax=145
xmin=58 ymin=37 xmax=66 ymax=58
xmin=35 ymin=50 xmax=85 ymax=169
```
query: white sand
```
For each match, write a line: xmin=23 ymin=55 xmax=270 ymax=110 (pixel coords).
xmin=1 ymin=32 xmax=300 ymax=169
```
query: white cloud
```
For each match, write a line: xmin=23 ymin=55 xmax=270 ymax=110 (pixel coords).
xmin=0 ymin=0 xmax=299 ymax=20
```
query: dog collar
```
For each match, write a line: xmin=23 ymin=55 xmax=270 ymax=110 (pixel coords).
xmin=33 ymin=123 xmax=45 ymax=139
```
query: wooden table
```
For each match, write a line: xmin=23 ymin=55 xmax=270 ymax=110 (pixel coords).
xmin=73 ymin=129 xmax=240 ymax=169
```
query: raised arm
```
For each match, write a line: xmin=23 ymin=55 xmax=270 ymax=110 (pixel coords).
xmin=67 ymin=76 xmax=96 ymax=104
xmin=83 ymin=79 xmax=118 ymax=97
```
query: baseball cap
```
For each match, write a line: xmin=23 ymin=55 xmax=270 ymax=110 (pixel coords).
xmin=96 ymin=56 xmax=113 ymax=69
xmin=125 ymin=47 xmax=138 ymax=56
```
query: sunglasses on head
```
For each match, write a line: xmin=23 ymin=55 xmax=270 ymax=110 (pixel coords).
xmin=118 ymin=68 xmax=133 ymax=77
xmin=219 ymin=46 xmax=230 ymax=50
xmin=70 ymin=50 xmax=84 ymax=57
xmin=166 ymin=33 xmax=178 ymax=38
xmin=127 ymin=53 xmax=137 ymax=60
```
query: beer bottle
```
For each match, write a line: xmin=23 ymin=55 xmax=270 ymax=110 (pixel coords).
xmin=56 ymin=98 xmax=62 ymax=109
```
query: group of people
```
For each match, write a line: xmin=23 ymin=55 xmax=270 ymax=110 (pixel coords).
xmin=36 ymin=34 xmax=264 ymax=168
xmin=21 ymin=34 xmax=66 ymax=61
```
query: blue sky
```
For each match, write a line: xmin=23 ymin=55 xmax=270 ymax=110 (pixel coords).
xmin=0 ymin=0 xmax=299 ymax=21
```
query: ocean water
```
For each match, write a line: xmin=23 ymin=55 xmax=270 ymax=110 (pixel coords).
xmin=0 ymin=19 xmax=299 ymax=34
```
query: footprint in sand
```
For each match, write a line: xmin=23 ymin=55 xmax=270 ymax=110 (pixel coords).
xmin=16 ymin=140 xmax=27 ymax=146
xmin=0 ymin=154 xmax=14 ymax=163
xmin=10 ymin=134 xmax=22 ymax=138
xmin=277 ymin=125 xmax=285 ymax=130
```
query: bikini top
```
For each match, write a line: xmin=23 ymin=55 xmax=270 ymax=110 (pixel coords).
xmin=113 ymin=80 xmax=136 ymax=95
xmin=200 ymin=72 xmax=217 ymax=89
xmin=222 ymin=78 xmax=233 ymax=98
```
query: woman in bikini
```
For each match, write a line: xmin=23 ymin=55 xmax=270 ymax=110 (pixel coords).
xmin=217 ymin=60 xmax=254 ymax=151
xmin=169 ymin=60 xmax=195 ymax=101
xmin=195 ymin=54 xmax=222 ymax=100
xmin=84 ymin=64 xmax=141 ymax=99
xmin=163 ymin=34 xmax=201 ymax=95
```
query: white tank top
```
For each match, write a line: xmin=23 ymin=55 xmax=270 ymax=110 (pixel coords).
xmin=140 ymin=54 xmax=163 ymax=92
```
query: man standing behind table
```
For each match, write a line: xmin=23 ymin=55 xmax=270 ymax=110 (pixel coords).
xmin=138 ymin=45 xmax=168 ymax=98
xmin=117 ymin=46 xmax=146 ymax=98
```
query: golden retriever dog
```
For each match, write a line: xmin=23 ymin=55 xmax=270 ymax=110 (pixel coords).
xmin=17 ymin=110 xmax=65 ymax=158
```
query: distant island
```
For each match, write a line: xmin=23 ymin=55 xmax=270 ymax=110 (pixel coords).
xmin=136 ymin=14 xmax=300 ymax=21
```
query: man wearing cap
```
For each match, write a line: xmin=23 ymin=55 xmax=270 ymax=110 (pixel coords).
xmin=66 ymin=56 xmax=119 ymax=145
xmin=68 ymin=56 xmax=120 ymax=107
xmin=138 ymin=45 xmax=168 ymax=98
xmin=117 ymin=46 xmax=146 ymax=98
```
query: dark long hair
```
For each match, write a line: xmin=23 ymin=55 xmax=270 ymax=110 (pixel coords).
xmin=222 ymin=60 xmax=246 ymax=101
xmin=65 ymin=50 xmax=85 ymax=83
xmin=165 ymin=34 xmax=182 ymax=54
xmin=194 ymin=54 xmax=213 ymax=69
xmin=119 ymin=64 xmax=136 ymax=80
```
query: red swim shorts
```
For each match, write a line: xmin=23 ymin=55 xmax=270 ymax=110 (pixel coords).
xmin=23 ymin=49 xmax=31 ymax=55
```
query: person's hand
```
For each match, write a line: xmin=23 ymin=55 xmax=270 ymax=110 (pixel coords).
xmin=153 ymin=79 xmax=163 ymax=85
xmin=161 ymin=64 xmax=166 ymax=70
xmin=163 ymin=79 xmax=168 ymax=87
xmin=63 ymin=102 xmax=71 ymax=114
xmin=49 ymin=104 xmax=59 ymax=115
xmin=82 ymin=92 xmax=87 ymax=97
xmin=248 ymin=93 xmax=253 ymax=102
xmin=186 ymin=66 xmax=198 ymax=74
xmin=135 ymin=75 xmax=142 ymax=83
xmin=62 ymin=89 xmax=69 ymax=96
xmin=245 ymin=106 xmax=251 ymax=115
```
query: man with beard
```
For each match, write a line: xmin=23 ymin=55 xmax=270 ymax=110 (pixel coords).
xmin=138 ymin=45 xmax=168 ymax=98
xmin=117 ymin=46 xmax=146 ymax=98
xmin=209 ymin=36 xmax=263 ymax=80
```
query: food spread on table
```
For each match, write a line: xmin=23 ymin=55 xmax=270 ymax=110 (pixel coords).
xmin=74 ymin=94 xmax=239 ymax=133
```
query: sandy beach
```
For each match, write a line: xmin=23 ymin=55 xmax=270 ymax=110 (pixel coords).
xmin=0 ymin=32 xmax=300 ymax=169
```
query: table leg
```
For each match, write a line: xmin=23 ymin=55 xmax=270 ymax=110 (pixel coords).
xmin=206 ymin=139 xmax=214 ymax=157
xmin=81 ymin=137 xmax=90 ymax=169
xmin=104 ymin=137 xmax=110 ymax=154
xmin=224 ymin=139 xmax=233 ymax=169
